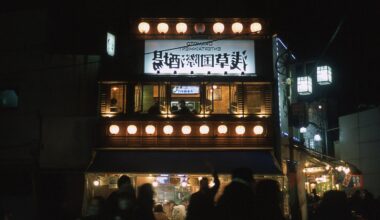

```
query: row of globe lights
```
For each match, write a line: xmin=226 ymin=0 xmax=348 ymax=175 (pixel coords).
xmin=109 ymin=124 xmax=264 ymax=135
xmin=138 ymin=21 xmax=262 ymax=34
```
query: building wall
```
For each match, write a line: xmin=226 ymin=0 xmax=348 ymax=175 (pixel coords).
xmin=0 ymin=9 xmax=99 ymax=170
xmin=335 ymin=107 xmax=380 ymax=196
xmin=0 ymin=9 xmax=100 ymax=219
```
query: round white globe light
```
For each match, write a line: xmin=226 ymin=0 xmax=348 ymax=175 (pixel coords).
xmin=199 ymin=125 xmax=210 ymax=135
xmin=194 ymin=23 xmax=206 ymax=33
xmin=127 ymin=125 xmax=138 ymax=135
xmin=182 ymin=125 xmax=192 ymax=135
xmin=109 ymin=125 xmax=120 ymax=135
xmin=253 ymin=125 xmax=264 ymax=135
xmin=250 ymin=22 xmax=262 ymax=33
xmin=176 ymin=22 xmax=187 ymax=34
xmin=163 ymin=125 xmax=174 ymax=135
xmin=93 ymin=180 xmax=100 ymax=187
xmin=235 ymin=125 xmax=246 ymax=135
xmin=217 ymin=125 xmax=228 ymax=134
xmin=232 ymin=22 xmax=243 ymax=33
xmin=138 ymin=22 xmax=150 ymax=34
xmin=314 ymin=134 xmax=322 ymax=141
xmin=157 ymin=22 xmax=169 ymax=34
xmin=213 ymin=22 xmax=225 ymax=34
xmin=152 ymin=181 xmax=159 ymax=187
xmin=145 ymin=125 xmax=155 ymax=135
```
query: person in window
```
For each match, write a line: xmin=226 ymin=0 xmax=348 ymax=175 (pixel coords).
xmin=171 ymin=105 xmax=179 ymax=113
xmin=148 ymin=101 xmax=161 ymax=115
xmin=177 ymin=100 xmax=191 ymax=114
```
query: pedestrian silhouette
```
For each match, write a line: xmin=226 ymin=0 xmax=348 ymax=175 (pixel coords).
xmin=255 ymin=179 xmax=285 ymax=220
xmin=134 ymin=183 xmax=155 ymax=220
xmin=186 ymin=172 xmax=220 ymax=220
xmin=154 ymin=204 xmax=169 ymax=220
xmin=106 ymin=175 xmax=136 ymax=219
xmin=316 ymin=190 xmax=354 ymax=220
xmin=176 ymin=100 xmax=191 ymax=114
xmin=216 ymin=167 xmax=256 ymax=220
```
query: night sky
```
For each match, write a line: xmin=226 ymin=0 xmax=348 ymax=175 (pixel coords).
xmin=3 ymin=0 xmax=378 ymax=116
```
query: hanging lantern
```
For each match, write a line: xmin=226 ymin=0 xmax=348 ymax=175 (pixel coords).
xmin=213 ymin=22 xmax=225 ymax=34
xmin=138 ymin=22 xmax=150 ymax=34
xmin=176 ymin=22 xmax=187 ymax=34
xmin=250 ymin=22 xmax=262 ymax=33
xmin=194 ymin=23 xmax=206 ymax=34
xmin=317 ymin=65 xmax=332 ymax=85
xmin=231 ymin=22 xmax=243 ymax=34
xmin=157 ymin=23 xmax=169 ymax=34
xmin=297 ymin=76 xmax=313 ymax=95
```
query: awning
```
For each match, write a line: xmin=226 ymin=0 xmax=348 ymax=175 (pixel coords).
xmin=87 ymin=150 xmax=282 ymax=175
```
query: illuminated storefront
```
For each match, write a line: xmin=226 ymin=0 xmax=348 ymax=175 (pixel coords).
xmin=85 ymin=18 xmax=288 ymax=215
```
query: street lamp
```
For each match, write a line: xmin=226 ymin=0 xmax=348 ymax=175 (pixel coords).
xmin=316 ymin=65 xmax=333 ymax=85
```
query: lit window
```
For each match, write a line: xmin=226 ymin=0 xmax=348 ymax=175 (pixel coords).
xmin=99 ymin=84 xmax=125 ymax=115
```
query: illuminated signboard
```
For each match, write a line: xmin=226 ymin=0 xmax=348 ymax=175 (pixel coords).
xmin=172 ymin=86 xmax=199 ymax=94
xmin=144 ymin=40 xmax=255 ymax=75
xmin=107 ymin=32 xmax=115 ymax=56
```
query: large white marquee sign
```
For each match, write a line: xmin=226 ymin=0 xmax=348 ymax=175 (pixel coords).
xmin=144 ymin=40 xmax=256 ymax=76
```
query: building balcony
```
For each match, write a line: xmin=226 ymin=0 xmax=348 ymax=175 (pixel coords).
xmin=97 ymin=116 xmax=274 ymax=149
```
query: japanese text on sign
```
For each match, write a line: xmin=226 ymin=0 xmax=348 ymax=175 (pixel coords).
xmin=144 ymin=40 xmax=256 ymax=75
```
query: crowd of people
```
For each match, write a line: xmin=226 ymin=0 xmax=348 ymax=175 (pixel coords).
xmin=79 ymin=168 xmax=380 ymax=220
xmin=307 ymin=188 xmax=380 ymax=220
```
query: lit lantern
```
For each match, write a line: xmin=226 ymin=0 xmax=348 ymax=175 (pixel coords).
xmin=253 ymin=125 xmax=264 ymax=135
xmin=106 ymin=32 xmax=115 ymax=56
xmin=157 ymin=23 xmax=169 ymax=34
xmin=232 ymin=22 xmax=243 ymax=34
xmin=194 ymin=23 xmax=206 ymax=34
xmin=127 ymin=125 xmax=138 ymax=135
xmin=182 ymin=125 xmax=191 ymax=135
xmin=297 ymin=76 xmax=313 ymax=95
xmin=163 ymin=125 xmax=174 ymax=135
xmin=317 ymin=65 xmax=332 ymax=85
xmin=314 ymin=134 xmax=322 ymax=141
xmin=93 ymin=180 xmax=100 ymax=187
xmin=343 ymin=167 xmax=350 ymax=174
xmin=213 ymin=22 xmax=224 ymax=34
xmin=300 ymin=127 xmax=307 ymax=133
xmin=250 ymin=22 xmax=262 ymax=33
xmin=176 ymin=22 xmax=187 ymax=34
xmin=199 ymin=125 xmax=210 ymax=134
xmin=109 ymin=125 xmax=120 ymax=135
xmin=138 ymin=22 xmax=150 ymax=34
xmin=145 ymin=125 xmax=155 ymax=135
xmin=235 ymin=125 xmax=245 ymax=135
xmin=218 ymin=125 xmax=228 ymax=134
xmin=152 ymin=181 xmax=159 ymax=187
xmin=181 ymin=181 xmax=188 ymax=187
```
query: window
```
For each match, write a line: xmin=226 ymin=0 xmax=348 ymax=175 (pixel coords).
xmin=205 ymin=83 xmax=230 ymax=114
xmin=0 ymin=89 xmax=18 ymax=108
xmin=135 ymin=83 xmax=167 ymax=114
xmin=244 ymin=84 xmax=263 ymax=114
xmin=99 ymin=84 xmax=126 ymax=116
xmin=170 ymin=84 xmax=200 ymax=114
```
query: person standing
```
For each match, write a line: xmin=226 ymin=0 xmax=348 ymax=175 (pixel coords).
xmin=215 ymin=167 xmax=256 ymax=220
xmin=186 ymin=172 xmax=220 ymax=220
xmin=134 ymin=183 xmax=155 ymax=220
xmin=106 ymin=175 xmax=136 ymax=218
